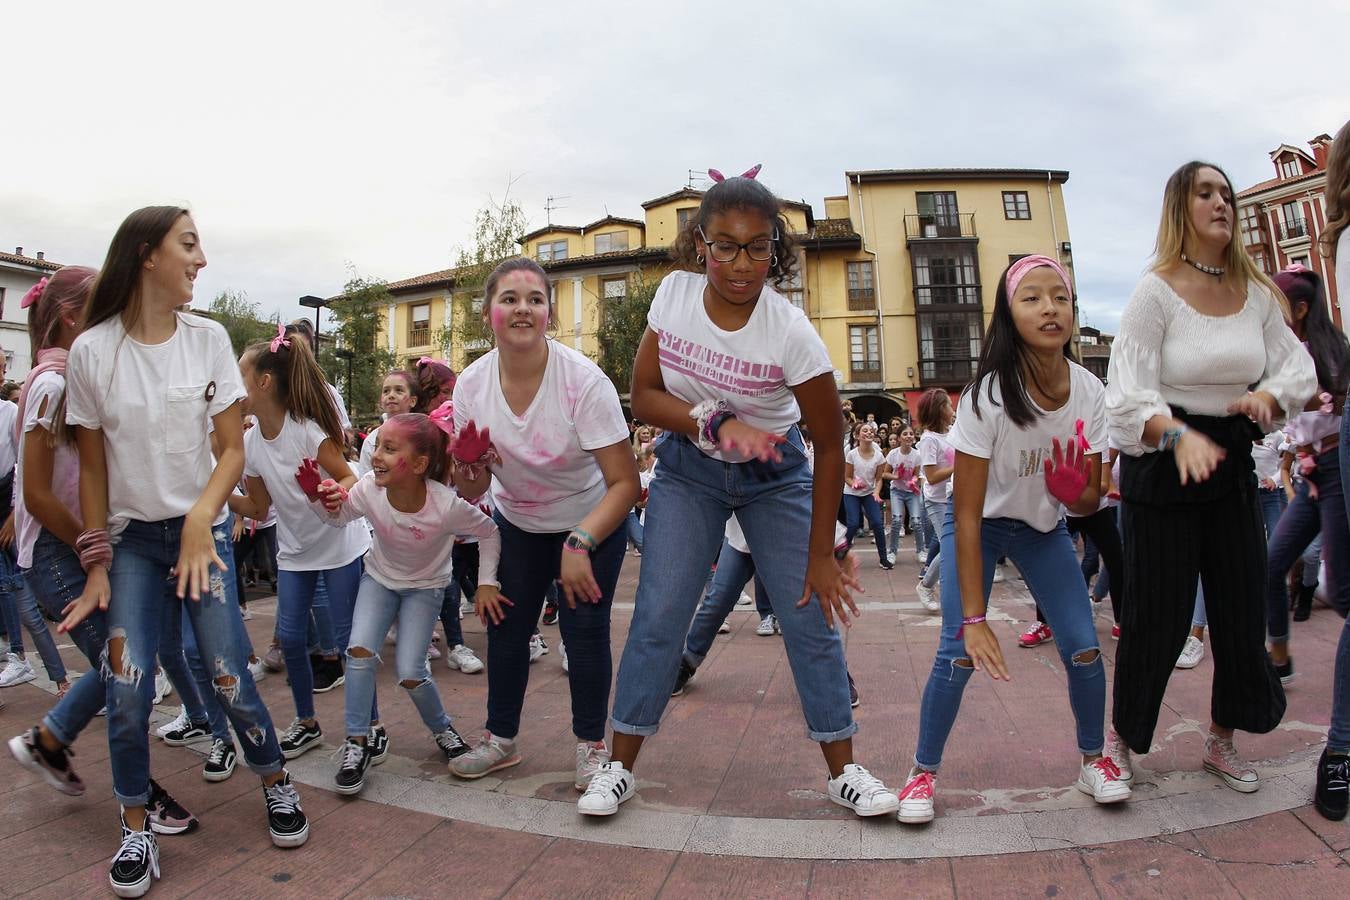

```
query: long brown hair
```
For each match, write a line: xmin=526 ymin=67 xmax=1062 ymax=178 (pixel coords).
xmin=1322 ymin=121 xmax=1350 ymax=262
xmin=84 ymin=206 xmax=189 ymax=330
xmin=23 ymin=265 xmax=97 ymax=446
xmin=242 ymin=331 xmax=345 ymax=447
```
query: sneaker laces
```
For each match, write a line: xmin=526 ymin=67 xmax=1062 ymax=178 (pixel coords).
xmin=265 ymin=778 xmax=302 ymax=816
xmin=1324 ymin=754 xmax=1350 ymax=788
xmin=435 ymin=729 xmax=467 ymax=756
xmin=279 ymin=720 xmax=310 ymax=744
xmin=206 ymin=740 xmax=231 ymax=767
xmin=113 ymin=825 xmax=156 ymax=867
xmin=900 ymin=771 xmax=934 ymax=800
xmin=1206 ymin=736 xmax=1250 ymax=773
xmin=334 ymin=740 xmax=366 ymax=769
xmin=1090 ymin=757 xmax=1122 ymax=781
xmin=582 ymin=763 xmax=626 ymax=796
xmin=841 ymin=765 xmax=890 ymax=801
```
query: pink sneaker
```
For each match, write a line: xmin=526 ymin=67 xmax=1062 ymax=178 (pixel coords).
xmin=897 ymin=769 xmax=935 ymax=824
xmin=1203 ymin=734 xmax=1260 ymax=792
xmin=1018 ymin=622 xmax=1052 ymax=648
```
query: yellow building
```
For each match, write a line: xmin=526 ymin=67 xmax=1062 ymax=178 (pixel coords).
xmin=375 ymin=167 xmax=1073 ymax=421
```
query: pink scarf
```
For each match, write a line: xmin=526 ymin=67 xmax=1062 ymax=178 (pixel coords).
xmin=15 ymin=347 xmax=68 ymax=442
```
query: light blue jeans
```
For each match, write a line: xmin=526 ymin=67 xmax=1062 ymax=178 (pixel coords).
xmin=920 ymin=500 xmax=948 ymax=589
xmin=344 ymin=573 xmax=450 ymax=739
xmin=104 ymin=518 xmax=284 ymax=806
xmin=683 ymin=539 xmax=772 ymax=669
xmin=611 ymin=429 xmax=855 ymax=743
xmin=914 ymin=510 xmax=1105 ymax=770
xmin=30 ymin=532 xmax=106 ymax=746
xmin=889 ymin=488 xmax=925 ymax=556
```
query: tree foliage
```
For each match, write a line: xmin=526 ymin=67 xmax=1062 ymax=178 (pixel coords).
xmin=321 ymin=274 xmax=398 ymax=424
xmin=596 ymin=275 xmax=658 ymax=396
xmin=208 ymin=289 xmax=274 ymax=356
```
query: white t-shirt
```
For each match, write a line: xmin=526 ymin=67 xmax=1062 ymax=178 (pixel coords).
xmin=357 ymin=425 xmax=380 ymax=477
xmin=66 ymin=314 xmax=245 ymax=534
xmin=453 ymin=341 xmax=629 ymax=533
xmin=243 ymin=415 xmax=369 ymax=571
xmin=917 ymin=431 xmax=954 ymax=503
xmin=0 ymin=400 xmax=17 ymax=475
xmin=1252 ymin=431 xmax=1284 ymax=486
xmin=326 ymin=382 xmax=351 ymax=431
xmin=844 ymin=445 xmax=885 ymax=495
xmin=948 ymin=362 xmax=1109 ymax=533
xmin=13 ymin=372 xmax=81 ymax=568
xmin=887 ymin=447 xmax=921 ymax=492
xmin=646 ymin=270 xmax=833 ymax=462
xmin=319 ymin=473 xmax=500 ymax=591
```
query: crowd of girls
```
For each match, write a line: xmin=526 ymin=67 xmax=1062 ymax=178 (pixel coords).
xmin=2 ymin=127 xmax=1350 ymax=897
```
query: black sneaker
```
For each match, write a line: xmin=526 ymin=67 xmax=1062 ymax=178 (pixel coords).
xmin=279 ymin=719 xmax=323 ymax=759
xmin=1274 ymin=657 xmax=1296 ymax=685
xmin=202 ymin=739 xmax=237 ymax=783
xmin=109 ymin=815 xmax=160 ymax=898
xmin=1315 ymin=748 xmax=1349 ymax=821
xmin=542 ymin=601 xmax=558 ymax=626
xmin=333 ymin=739 xmax=371 ymax=796
xmin=263 ymin=772 xmax=309 ymax=848
xmin=434 ymin=725 xmax=471 ymax=761
xmin=671 ymin=661 xmax=696 ymax=697
xmin=161 ymin=718 xmax=210 ymax=747
xmin=8 ymin=727 xmax=85 ymax=796
xmin=311 ymin=655 xmax=344 ymax=693
xmin=848 ymin=672 xmax=860 ymax=709
xmin=368 ymin=724 xmax=391 ymax=765
xmin=146 ymin=779 xmax=199 ymax=835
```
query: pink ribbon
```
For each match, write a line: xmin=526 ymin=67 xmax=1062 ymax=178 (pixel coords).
xmin=418 ymin=356 xmax=436 ymax=367
xmin=428 ymin=400 xmax=456 ymax=438
xmin=269 ymin=322 xmax=291 ymax=353
xmin=1005 ymin=254 xmax=1073 ymax=299
xmin=20 ymin=277 xmax=49 ymax=310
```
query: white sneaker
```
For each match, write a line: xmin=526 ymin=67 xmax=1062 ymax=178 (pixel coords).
xmin=575 ymin=740 xmax=610 ymax=790
xmin=528 ymin=634 xmax=548 ymax=663
xmin=445 ymin=644 xmax=484 ymax=674
xmin=897 ymin=768 xmax=936 ymax=824
xmin=577 ymin=761 xmax=635 ymax=815
xmin=459 ymin=598 xmax=473 ymax=618
xmin=736 ymin=592 xmax=753 ymax=607
xmin=247 ymin=657 xmax=266 ymax=682
xmin=426 ymin=641 xmax=441 ymax=660
xmin=992 ymin=564 xmax=1007 ymax=583
xmin=156 ymin=706 xmax=191 ymax=740
xmin=888 ymin=552 xmax=897 ymax=565
xmin=0 ymin=653 xmax=36 ymax=688
xmin=1104 ymin=730 xmax=1133 ymax=782
xmin=559 ymin=640 xmax=569 ymax=673
xmin=1077 ymin=757 xmax=1132 ymax=804
xmin=916 ymin=581 xmax=940 ymax=612
xmin=1175 ymin=635 xmax=1205 ymax=670
xmin=827 ymin=763 xmax=900 ymax=817
xmin=717 ymin=620 xmax=731 ymax=634
xmin=153 ymin=670 xmax=172 ymax=704
xmin=755 ymin=615 xmax=777 ymax=636
xmin=917 ymin=550 xmax=928 ymax=565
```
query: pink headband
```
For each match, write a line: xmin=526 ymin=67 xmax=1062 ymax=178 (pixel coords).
xmin=1005 ymin=254 xmax=1073 ymax=299
xmin=269 ymin=322 xmax=291 ymax=353
xmin=707 ymin=164 xmax=762 ymax=183
xmin=20 ymin=277 xmax=49 ymax=310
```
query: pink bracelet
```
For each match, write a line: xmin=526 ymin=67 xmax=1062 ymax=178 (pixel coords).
xmin=76 ymin=528 xmax=113 ymax=573
xmin=961 ymin=615 xmax=986 ymax=625
xmin=562 ymin=543 xmax=590 ymax=556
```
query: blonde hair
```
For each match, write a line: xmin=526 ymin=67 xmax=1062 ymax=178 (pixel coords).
xmin=1151 ymin=160 xmax=1287 ymax=317
xmin=1321 ymin=121 xmax=1350 ymax=262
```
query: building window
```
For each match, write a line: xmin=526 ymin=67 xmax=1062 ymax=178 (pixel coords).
xmin=1251 ymin=249 xmax=1268 ymax=273
xmin=1281 ymin=201 xmax=1307 ymax=240
xmin=601 ymin=276 xmax=627 ymax=303
xmin=781 ymin=269 xmax=805 ymax=311
xmin=1002 ymin=191 xmax=1031 ymax=220
xmin=1240 ymin=205 xmax=1264 ymax=246
xmin=676 ymin=208 xmax=698 ymax=231
xmin=408 ymin=302 xmax=431 ymax=347
xmin=912 ymin=242 xmax=981 ymax=307
xmin=594 ymin=231 xmax=629 ymax=254
xmin=1291 ymin=254 xmax=1311 ymax=270
xmin=918 ymin=311 xmax=983 ymax=384
xmin=537 ymin=240 xmax=568 ymax=262
xmin=846 ymin=260 xmax=875 ymax=310
xmin=1280 ymin=158 xmax=1302 ymax=180
xmin=916 ymin=191 xmax=960 ymax=237
xmin=849 ymin=325 xmax=880 ymax=383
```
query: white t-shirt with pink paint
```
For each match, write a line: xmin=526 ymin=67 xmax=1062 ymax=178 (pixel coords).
xmin=317 ymin=474 xmax=500 ymax=591
xmin=886 ymin=447 xmax=921 ymax=493
xmin=917 ymin=431 xmax=954 ymax=503
xmin=844 ymin=446 xmax=885 ymax=495
xmin=453 ymin=341 xmax=629 ymax=533
xmin=647 ymin=270 xmax=833 ymax=462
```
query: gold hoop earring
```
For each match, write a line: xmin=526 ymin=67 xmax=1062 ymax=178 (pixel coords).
xmin=696 ymin=254 xmax=705 ymax=266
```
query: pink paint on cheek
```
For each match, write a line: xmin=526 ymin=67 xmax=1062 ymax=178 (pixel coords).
xmin=489 ymin=304 xmax=510 ymax=332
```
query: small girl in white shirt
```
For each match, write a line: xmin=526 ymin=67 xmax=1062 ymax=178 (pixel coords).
xmin=313 ymin=409 xmax=500 ymax=797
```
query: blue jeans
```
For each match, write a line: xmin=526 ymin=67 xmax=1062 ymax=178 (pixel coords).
xmin=842 ymin=493 xmax=887 ymax=563
xmin=626 ymin=509 xmax=644 ymax=553
xmin=104 ymin=518 xmax=283 ymax=806
xmin=277 ymin=558 xmax=364 ymax=720
xmin=486 ymin=511 xmax=626 ymax=742
xmin=29 ymin=532 xmax=106 ymax=746
xmin=344 ymin=574 xmax=449 ymax=738
xmin=915 ymin=510 xmax=1105 ymax=770
xmin=177 ymin=614 xmax=234 ymax=744
xmin=5 ymin=575 xmax=66 ymax=682
xmin=889 ymin=488 xmax=924 ymax=556
xmin=1259 ymin=487 xmax=1287 ymax=541
xmin=612 ymin=430 xmax=855 ymax=743
xmin=438 ymin=542 xmax=479 ymax=648
xmin=920 ymin=500 xmax=948 ymax=589
xmin=1267 ymin=448 xmax=1350 ymax=642
xmin=683 ymin=540 xmax=772 ymax=668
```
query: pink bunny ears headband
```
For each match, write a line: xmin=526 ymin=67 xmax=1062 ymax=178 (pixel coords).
xmin=20 ymin=277 xmax=49 ymax=310
xmin=707 ymin=164 xmax=762 ymax=183
xmin=1005 ymin=254 xmax=1074 ymax=299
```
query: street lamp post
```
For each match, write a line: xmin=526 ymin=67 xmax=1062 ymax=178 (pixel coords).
xmin=333 ymin=347 xmax=355 ymax=416
xmin=298 ymin=295 xmax=326 ymax=346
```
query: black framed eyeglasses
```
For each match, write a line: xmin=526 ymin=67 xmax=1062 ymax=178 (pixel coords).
xmin=697 ymin=226 xmax=778 ymax=263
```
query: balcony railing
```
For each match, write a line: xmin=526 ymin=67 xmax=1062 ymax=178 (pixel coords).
xmin=1279 ymin=217 xmax=1308 ymax=241
xmin=849 ymin=361 xmax=882 ymax=383
xmin=407 ymin=326 xmax=430 ymax=348
xmin=904 ymin=213 xmax=977 ymax=241
xmin=847 ymin=288 xmax=876 ymax=311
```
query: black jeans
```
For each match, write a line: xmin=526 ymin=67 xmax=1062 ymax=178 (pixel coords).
xmin=1066 ymin=507 xmax=1124 ymax=623
xmin=484 ymin=512 xmax=626 ymax=742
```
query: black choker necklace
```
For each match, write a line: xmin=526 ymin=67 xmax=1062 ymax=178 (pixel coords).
xmin=1182 ymin=254 xmax=1225 ymax=277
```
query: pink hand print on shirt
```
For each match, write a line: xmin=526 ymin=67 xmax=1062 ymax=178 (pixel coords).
xmin=943 ymin=446 xmax=955 ymax=468
xmin=409 ymin=525 xmax=426 ymax=541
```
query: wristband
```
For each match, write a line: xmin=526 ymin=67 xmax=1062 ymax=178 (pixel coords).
xmin=564 ymin=533 xmax=593 ymax=555
xmin=705 ymin=410 xmax=736 ymax=446
xmin=571 ymin=527 xmax=597 ymax=550
xmin=689 ymin=399 xmax=734 ymax=453
xmin=76 ymin=528 xmax=114 ymax=573
xmin=955 ymin=614 xmax=986 ymax=639
xmin=562 ymin=542 xmax=590 ymax=556
xmin=1158 ymin=425 xmax=1188 ymax=452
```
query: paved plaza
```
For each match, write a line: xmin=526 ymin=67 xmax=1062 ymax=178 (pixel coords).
xmin=3 ymin=548 xmax=1349 ymax=898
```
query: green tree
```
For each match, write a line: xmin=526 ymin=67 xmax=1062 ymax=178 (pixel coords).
xmin=595 ymin=275 xmax=658 ymax=396
xmin=322 ymin=274 xmax=398 ymax=423
xmin=208 ymin=289 xmax=274 ymax=356
xmin=438 ymin=192 xmax=532 ymax=360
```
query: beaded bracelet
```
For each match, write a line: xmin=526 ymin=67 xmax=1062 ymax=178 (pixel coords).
xmin=961 ymin=615 xmax=986 ymax=626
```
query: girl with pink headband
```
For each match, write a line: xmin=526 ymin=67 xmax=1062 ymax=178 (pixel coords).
xmin=899 ymin=254 xmax=1132 ymax=825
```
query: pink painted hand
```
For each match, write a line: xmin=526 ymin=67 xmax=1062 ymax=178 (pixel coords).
xmin=452 ymin=420 xmax=496 ymax=464
xmin=316 ymin=478 xmax=349 ymax=512
xmin=295 ymin=458 xmax=323 ymax=502
xmin=1043 ymin=436 xmax=1090 ymax=507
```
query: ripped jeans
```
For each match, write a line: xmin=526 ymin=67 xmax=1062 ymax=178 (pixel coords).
xmin=105 ymin=517 xmax=283 ymax=806
xmin=914 ymin=512 xmax=1105 ymax=771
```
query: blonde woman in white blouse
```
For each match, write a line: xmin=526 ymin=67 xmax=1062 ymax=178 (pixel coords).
xmin=1105 ymin=161 xmax=1315 ymax=794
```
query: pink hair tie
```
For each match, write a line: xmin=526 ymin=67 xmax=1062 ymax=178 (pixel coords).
xmin=20 ymin=277 xmax=49 ymax=310
xmin=1284 ymin=263 xmax=1311 ymax=275
xmin=1005 ymin=254 xmax=1074 ymax=299
xmin=417 ymin=356 xmax=435 ymax=367
xmin=269 ymin=322 xmax=291 ymax=353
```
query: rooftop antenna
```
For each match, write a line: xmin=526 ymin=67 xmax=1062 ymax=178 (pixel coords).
xmin=687 ymin=169 xmax=712 ymax=190
xmin=543 ymin=194 xmax=570 ymax=226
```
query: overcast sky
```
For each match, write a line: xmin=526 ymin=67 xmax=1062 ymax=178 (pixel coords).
xmin=5 ymin=0 xmax=1344 ymax=334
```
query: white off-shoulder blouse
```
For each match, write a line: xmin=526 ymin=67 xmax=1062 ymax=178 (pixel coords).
xmin=1105 ymin=272 xmax=1315 ymax=456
